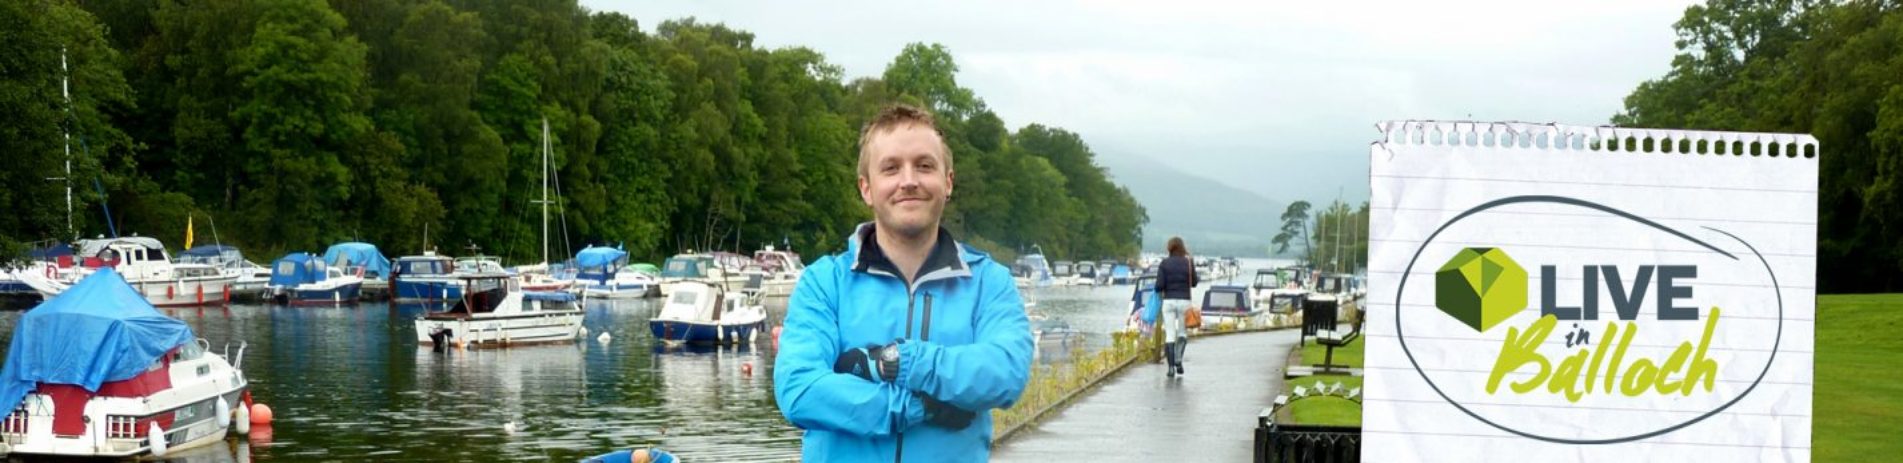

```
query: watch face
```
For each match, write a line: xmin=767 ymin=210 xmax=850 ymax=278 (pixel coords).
xmin=881 ymin=347 xmax=899 ymax=362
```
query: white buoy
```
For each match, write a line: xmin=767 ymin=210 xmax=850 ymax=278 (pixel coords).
xmin=597 ymin=331 xmax=611 ymax=343
xmin=503 ymin=421 xmax=517 ymax=434
xmin=579 ymin=326 xmax=588 ymax=339
xmin=217 ymin=397 xmax=232 ymax=429
xmin=149 ymin=422 xmax=168 ymax=457
xmin=235 ymin=401 xmax=251 ymax=434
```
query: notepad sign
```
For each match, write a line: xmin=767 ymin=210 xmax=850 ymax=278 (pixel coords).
xmin=1365 ymin=122 xmax=1816 ymax=461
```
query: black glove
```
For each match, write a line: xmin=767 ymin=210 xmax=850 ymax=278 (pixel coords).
xmin=833 ymin=341 xmax=902 ymax=383
xmin=917 ymin=392 xmax=976 ymax=430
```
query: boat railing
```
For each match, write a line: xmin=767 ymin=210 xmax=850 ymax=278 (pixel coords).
xmin=223 ymin=341 xmax=248 ymax=370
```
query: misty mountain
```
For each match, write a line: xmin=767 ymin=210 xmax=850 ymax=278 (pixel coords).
xmin=1097 ymin=152 xmax=1290 ymax=258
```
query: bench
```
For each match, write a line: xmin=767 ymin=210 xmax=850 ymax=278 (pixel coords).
xmin=1313 ymin=305 xmax=1363 ymax=374
xmin=1299 ymin=298 xmax=1338 ymax=347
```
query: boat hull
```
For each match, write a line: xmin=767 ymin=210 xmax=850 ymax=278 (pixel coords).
xmin=273 ymin=282 xmax=363 ymax=305
xmin=581 ymin=281 xmax=654 ymax=299
xmin=127 ymin=276 xmax=237 ymax=307
xmin=648 ymin=319 xmax=764 ymax=345
xmin=413 ymin=312 xmax=584 ymax=348
xmin=1 ymin=355 xmax=249 ymax=458
xmin=392 ymin=278 xmax=464 ymax=302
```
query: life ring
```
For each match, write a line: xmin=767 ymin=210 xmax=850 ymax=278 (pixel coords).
xmin=44 ymin=265 xmax=55 ymax=279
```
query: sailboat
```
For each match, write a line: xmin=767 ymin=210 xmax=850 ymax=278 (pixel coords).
xmin=513 ymin=118 xmax=576 ymax=294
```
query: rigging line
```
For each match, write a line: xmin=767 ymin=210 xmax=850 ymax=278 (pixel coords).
xmin=549 ymin=147 xmax=573 ymax=262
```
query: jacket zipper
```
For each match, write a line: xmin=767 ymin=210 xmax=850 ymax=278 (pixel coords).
xmin=896 ymin=286 xmax=916 ymax=463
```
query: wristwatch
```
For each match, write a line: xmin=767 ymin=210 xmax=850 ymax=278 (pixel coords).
xmin=879 ymin=342 xmax=902 ymax=381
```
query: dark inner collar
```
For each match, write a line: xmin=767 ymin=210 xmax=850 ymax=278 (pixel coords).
xmin=857 ymin=225 xmax=962 ymax=283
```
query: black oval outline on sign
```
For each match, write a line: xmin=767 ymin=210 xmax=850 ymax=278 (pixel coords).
xmin=1394 ymin=195 xmax=1783 ymax=444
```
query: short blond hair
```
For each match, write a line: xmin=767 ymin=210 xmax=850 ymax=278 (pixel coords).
xmin=857 ymin=104 xmax=952 ymax=177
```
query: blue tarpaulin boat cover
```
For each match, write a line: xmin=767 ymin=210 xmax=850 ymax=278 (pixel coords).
xmin=270 ymin=252 xmax=326 ymax=286
xmin=0 ymin=269 xmax=195 ymax=414
xmin=323 ymin=242 xmax=391 ymax=278
xmin=575 ymin=246 xmax=628 ymax=269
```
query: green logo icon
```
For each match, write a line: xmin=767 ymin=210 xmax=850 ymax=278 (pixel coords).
xmin=1435 ymin=247 xmax=1527 ymax=333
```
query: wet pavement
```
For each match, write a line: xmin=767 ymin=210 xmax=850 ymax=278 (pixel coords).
xmin=992 ymin=328 xmax=1300 ymax=462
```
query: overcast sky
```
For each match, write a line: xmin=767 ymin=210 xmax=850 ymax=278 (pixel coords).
xmin=581 ymin=0 xmax=1700 ymax=205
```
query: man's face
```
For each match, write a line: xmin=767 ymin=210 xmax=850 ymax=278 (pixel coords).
xmin=859 ymin=123 xmax=954 ymax=240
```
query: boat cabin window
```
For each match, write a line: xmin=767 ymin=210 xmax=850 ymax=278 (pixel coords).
xmin=670 ymin=290 xmax=698 ymax=306
xmin=175 ymin=341 xmax=205 ymax=362
xmin=1207 ymin=290 xmax=1243 ymax=310
xmin=276 ymin=261 xmax=297 ymax=275
xmin=403 ymin=260 xmax=445 ymax=275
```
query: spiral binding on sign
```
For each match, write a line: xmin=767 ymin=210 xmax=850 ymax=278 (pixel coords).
xmin=1374 ymin=121 xmax=1819 ymax=159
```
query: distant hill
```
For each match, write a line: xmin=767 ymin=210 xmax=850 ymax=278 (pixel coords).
xmin=1097 ymin=152 xmax=1290 ymax=258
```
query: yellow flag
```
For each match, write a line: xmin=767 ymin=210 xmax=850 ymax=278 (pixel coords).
xmin=185 ymin=216 xmax=194 ymax=250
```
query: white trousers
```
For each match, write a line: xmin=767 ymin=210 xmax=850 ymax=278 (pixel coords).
xmin=1161 ymin=298 xmax=1190 ymax=342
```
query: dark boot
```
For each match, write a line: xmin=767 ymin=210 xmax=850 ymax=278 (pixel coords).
xmin=1164 ymin=341 xmax=1177 ymax=377
xmin=1174 ymin=338 xmax=1187 ymax=376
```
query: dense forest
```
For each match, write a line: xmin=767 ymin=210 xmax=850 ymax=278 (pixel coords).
xmin=0 ymin=0 xmax=1146 ymax=265
xmin=1616 ymin=0 xmax=1903 ymax=292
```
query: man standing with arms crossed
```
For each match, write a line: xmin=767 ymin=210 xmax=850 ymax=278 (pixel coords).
xmin=775 ymin=104 xmax=1033 ymax=462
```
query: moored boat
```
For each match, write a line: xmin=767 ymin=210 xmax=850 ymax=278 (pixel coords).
xmin=175 ymin=245 xmax=271 ymax=300
xmin=648 ymin=281 xmax=766 ymax=345
xmin=413 ymin=274 xmax=584 ymax=349
xmin=322 ymin=242 xmax=392 ymax=299
xmin=391 ymin=252 xmax=462 ymax=302
xmin=657 ymin=253 xmax=748 ymax=297
xmin=573 ymin=246 xmax=655 ymax=299
xmin=22 ymin=237 xmax=237 ymax=307
xmin=740 ymin=246 xmax=803 ymax=298
xmin=267 ymin=253 xmax=365 ymax=305
xmin=0 ymin=269 xmax=252 ymax=458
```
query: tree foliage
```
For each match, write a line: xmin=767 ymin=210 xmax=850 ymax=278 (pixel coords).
xmin=1271 ymin=201 xmax=1312 ymax=259
xmin=3 ymin=2 xmax=1145 ymax=265
xmin=1617 ymin=0 xmax=1903 ymax=292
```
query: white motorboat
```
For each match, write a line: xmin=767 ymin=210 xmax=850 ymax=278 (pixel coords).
xmin=175 ymin=245 xmax=271 ymax=299
xmin=0 ymin=269 xmax=252 ymax=458
xmin=648 ymin=281 xmax=766 ymax=345
xmin=572 ymin=247 xmax=656 ymax=299
xmin=414 ymin=274 xmax=585 ymax=349
xmin=22 ymin=237 xmax=237 ymax=306
xmin=1252 ymin=267 xmax=1311 ymax=326
xmin=657 ymin=252 xmax=749 ymax=297
xmin=266 ymin=252 xmax=365 ymax=305
xmin=740 ymin=246 xmax=803 ymax=298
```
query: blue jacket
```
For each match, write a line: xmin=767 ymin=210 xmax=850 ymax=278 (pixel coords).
xmin=775 ymin=223 xmax=1033 ymax=462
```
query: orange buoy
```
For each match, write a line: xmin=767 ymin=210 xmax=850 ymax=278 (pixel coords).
xmin=741 ymin=363 xmax=753 ymax=376
xmin=250 ymin=403 xmax=273 ymax=424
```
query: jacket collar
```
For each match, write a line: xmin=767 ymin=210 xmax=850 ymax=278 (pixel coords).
xmin=847 ymin=222 xmax=972 ymax=289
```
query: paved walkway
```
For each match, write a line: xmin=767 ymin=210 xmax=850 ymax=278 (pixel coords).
xmin=992 ymin=329 xmax=1301 ymax=462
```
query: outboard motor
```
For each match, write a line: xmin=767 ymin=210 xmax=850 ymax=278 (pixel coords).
xmin=429 ymin=327 xmax=454 ymax=352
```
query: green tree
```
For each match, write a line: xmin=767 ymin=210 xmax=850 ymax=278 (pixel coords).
xmin=230 ymin=0 xmax=372 ymax=251
xmin=0 ymin=0 xmax=133 ymax=256
xmin=1271 ymin=201 xmax=1313 ymax=261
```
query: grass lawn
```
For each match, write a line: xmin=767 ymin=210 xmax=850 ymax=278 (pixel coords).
xmin=1284 ymin=335 xmax=1366 ymax=426
xmin=1284 ymin=375 xmax=1363 ymax=427
xmin=1298 ymin=334 xmax=1364 ymax=369
xmin=1815 ymin=294 xmax=1903 ymax=462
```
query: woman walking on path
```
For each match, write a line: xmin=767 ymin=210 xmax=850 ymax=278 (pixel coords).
xmin=1158 ymin=237 xmax=1199 ymax=378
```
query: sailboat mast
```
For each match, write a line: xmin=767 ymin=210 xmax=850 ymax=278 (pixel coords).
xmin=60 ymin=47 xmax=74 ymax=240
xmin=541 ymin=118 xmax=550 ymax=267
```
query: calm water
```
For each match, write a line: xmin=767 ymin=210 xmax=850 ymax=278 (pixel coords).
xmin=0 ymin=258 xmax=1286 ymax=462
